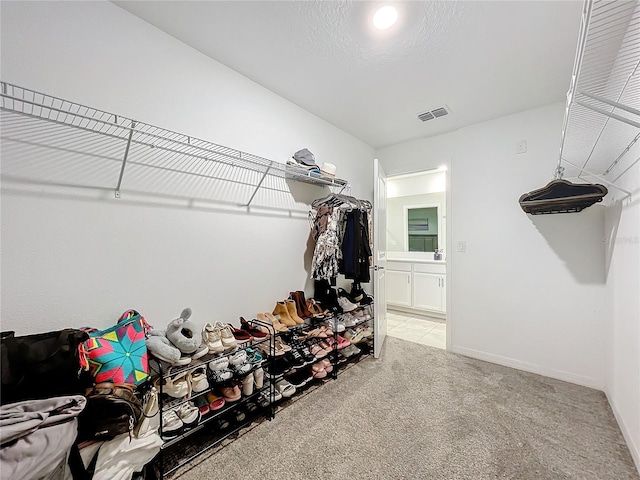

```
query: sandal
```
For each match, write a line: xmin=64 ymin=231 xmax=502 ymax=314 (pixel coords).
xmin=275 ymin=379 xmax=296 ymax=398
xmin=261 ymin=312 xmax=289 ymax=332
xmin=306 ymin=299 xmax=326 ymax=319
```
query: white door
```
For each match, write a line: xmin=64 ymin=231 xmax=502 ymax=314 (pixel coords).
xmin=412 ymin=272 xmax=443 ymax=312
xmin=373 ymin=158 xmax=387 ymax=358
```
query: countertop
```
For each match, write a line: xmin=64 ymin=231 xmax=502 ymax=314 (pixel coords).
xmin=386 ymin=257 xmax=446 ymax=264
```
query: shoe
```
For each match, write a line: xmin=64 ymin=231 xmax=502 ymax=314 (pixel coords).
xmin=206 ymin=392 xmax=226 ymax=410
xmin=305 ymin=327 xmax=328 ymax=338
xmin=259 ymin=312 xmax=288 ymax=332
xmin=285 ymin=299 xmax=305 ymax=325
xmin=174 ymin=402 xmax=200 ymax=430
xmin=214 ymin=322 xmax=238 ymax=351
xmin=309 ymin=343 xmax=328 ymax=359
xmin=275 ymin=379 xmax=296 ymax=398
xmin=355 ymin=325 xmax=373 ymax=338
xmin=320 ymin=358 xmax=333 ymax=373
xmin=202 ymin=323 xmax=225 ymax=354
xmin=245 ymin=348 xmax=263 ymax=365
xmin=325 ymin=317 xmax=345 ymax=333
xmin=337 ymin=294 xmax=358 ymax=313
xmin=287 ymin=347 xmax=307 ymax=368
xmin=284 ymin=369 xmax=312 ymax=388
xmin=157 ymin=373 xmax=190 ymax=399
xmin=245 ymin=400 xmax=260 ymax=413
xmin=190 ymin=366 xmax=210 ymax=393
xmin=233 ymin=408 xmax=246 ymax=423
xmin=212 ymin=417 xmax=230 ymax=431
xmin=228 ymin=350 xmax=252 ymax=376
xmin=218 ymin=384 xmax=242 ymax=402
xmin=253 ymin=367 xmax=264 ymax=389
xmin=191 ymin=343 xmax=209 ymax=360
xmin=227 ymin=323 xmax=253 ymax=344
xmin=290 ymin=291 xmax=313 ymax=319
xmin=263 ymin=356 xmax=292 ymax=378
xmin=353 ymin=309 xmax=372 ymax=322
xmin=298 ymin=343 xmax=316 ymax=363
xmin=273 ymin=302 xmax=297 ymax=327
xmin=208 ymin=357 xmax=234 ymax=383
xmin=275 ymin=338 xmax=292 ymax=354
xmin=306 ymin=299 xmax=326 ymax=319
xmin=161 ymin=410 xmax=183 ymax=441
xmin=342 ymin=313 xmax=358 ymax=327
xmin=240 ymin=317 xmax=268 ymax=338
xmin=344 ymin=329 xmax=366 ymax=344
xmin=241 ymin=372 xmax=254 ymax=396
xmin=193 ymin=396 xmax=210 ymax=416
xmin=311 ymin=363 xmax=327 ymax=379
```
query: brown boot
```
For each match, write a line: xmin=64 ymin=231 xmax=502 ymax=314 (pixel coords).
xmin=285 ymin=299 xmax=305 ymax=324
xmin=290 ymin=291 xmax=313 ymax=319
xmin=273 ymin=302 xmax=296 ymax=326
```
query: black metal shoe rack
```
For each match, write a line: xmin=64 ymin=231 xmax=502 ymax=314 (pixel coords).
xmin=150 ymin=310 xmax=374 ymax=478
xmin=150 ymin=318 xmax=276 ymax=478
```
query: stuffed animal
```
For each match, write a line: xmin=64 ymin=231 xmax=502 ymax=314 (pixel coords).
xmin=145 ymin=329 xmax=182 ymax=364
xmin=166 ymin=308 xmax=202 ymax=355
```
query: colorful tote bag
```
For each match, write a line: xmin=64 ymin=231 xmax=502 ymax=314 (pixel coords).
xmin=81 ymin=310 xmax=150 ymax=385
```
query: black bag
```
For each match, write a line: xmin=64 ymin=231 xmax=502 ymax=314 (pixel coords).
xmin=1 ymin=329 xmax=91 ymax=405
xmin=78 ymin=382 xmax=143 ymax=441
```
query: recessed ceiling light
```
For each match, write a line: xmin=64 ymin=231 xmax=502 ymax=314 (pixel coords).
xmin=372 ymin=6 xmax=398 ymax=30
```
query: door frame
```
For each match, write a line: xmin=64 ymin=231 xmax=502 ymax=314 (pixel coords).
xmin=383 ymin=163 xmax=452 ymax=352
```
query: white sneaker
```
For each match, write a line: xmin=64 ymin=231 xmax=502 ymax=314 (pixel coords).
xmin=190 ymin=367 xmax=209 ymax=393
xmin=202 ymin=323 xmax=224 ymax=354
xmin=342 ymin=313 xmax=358 ymax=327
xmin=174 ymin=402 xmax=200 ymax=429
xmin=325 ymin=317 xmax=345 ymax=333
xmin=241 ymin=372 xmax=254 ymax=396
xmin=337 ymin=296 xmax=358 ymax=312
xmin=161 ymin=410 xmax=183 ymax=440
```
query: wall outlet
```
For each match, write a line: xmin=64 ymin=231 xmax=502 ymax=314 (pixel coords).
xmin=457 ymin=241 xmax=466 ymax=253
xmin=516 ymin=139 xmax=527 ymax=154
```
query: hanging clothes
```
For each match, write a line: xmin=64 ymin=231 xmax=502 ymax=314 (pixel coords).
xmin=310 ymin=194 xmax=372 ymax=283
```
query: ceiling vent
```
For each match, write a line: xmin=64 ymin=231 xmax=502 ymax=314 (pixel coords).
xmin=418 ymin=106 xmax=450 ymax=122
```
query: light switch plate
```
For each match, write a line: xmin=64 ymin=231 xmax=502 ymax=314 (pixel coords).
xmin=457 ymin=241 xmax=466 ymax=252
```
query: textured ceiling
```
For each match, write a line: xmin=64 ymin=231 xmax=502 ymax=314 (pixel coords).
xmin=114 ymin=1 xmax=583 ymax=148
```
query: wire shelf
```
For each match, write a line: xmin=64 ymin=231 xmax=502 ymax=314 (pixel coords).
xmin=0 ymin=82 xmax=349 ymax=210
xmin=558 ymin=0 xmax=640 ymax=190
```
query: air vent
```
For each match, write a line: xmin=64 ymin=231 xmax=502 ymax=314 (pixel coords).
xmin=418 ymin=111 xmax=435 ymax=122
xmin=417 ymin=106 xmax=450 ymax=122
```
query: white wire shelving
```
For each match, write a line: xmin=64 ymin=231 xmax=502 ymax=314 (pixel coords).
xmin=556 ymin=0 xmax=639 ymax=197
xmin=0 ymin=82 xmax=349 ymax=211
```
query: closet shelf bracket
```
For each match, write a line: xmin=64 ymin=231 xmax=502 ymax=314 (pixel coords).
xmin=244 ymin=159 xmax=274 ymax=210
xmin=115 ymin=121 xmax=136 ymax=199
xmin=560 ymin=158 xmax=631 ymax=198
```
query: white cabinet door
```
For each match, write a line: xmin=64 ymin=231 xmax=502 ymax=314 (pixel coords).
xmin=413 ymin=272 xmax=443 ymax=312
xmin=386 ymin=270 xmax=412 ymax=307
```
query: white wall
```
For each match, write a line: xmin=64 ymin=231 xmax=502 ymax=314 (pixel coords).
xmin=377 ymin=102 xmax=608 ymax=389
xmin=604 ymin=158 xmax=640 ymax=470
xmin=0 ymin=1 xmax=374 ymax=334
xmin=387 ymin=171 xmax=446 ymax=198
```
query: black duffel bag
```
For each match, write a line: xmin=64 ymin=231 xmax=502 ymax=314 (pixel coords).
xmin=1 ymin=329 xmax=91 ymax=405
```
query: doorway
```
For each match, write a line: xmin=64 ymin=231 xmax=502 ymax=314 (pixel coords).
xmin=384 ymin=168 xmax=447 ymax=350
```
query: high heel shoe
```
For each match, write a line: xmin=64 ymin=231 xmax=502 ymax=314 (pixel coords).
xmin=240 ymin=317 xmax=269 ymax=338
xmin=259 ymin=312 xmax=288 ymax=332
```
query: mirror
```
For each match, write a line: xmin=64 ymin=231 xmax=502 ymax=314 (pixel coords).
xmin=407 ymin=206 xmax=439 ymax=252
xmin=386 ymin=170 xmax=446 ymax=256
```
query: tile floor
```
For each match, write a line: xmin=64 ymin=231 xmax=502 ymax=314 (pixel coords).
xmin=386 ymin=310 xmax=446 ymax=349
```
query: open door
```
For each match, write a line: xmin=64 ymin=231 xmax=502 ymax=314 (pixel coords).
xmin=373 ymin=158 xmax=387 ymax=358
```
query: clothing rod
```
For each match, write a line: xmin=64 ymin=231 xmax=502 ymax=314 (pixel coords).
xmin=561 ymin=158 xmax=632 ymax=197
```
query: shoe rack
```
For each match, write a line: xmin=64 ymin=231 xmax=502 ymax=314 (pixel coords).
xmin=0 ymin=82 xmax=350 ymax=213
xmin=150 ymin=318 xmax=276 ymax=477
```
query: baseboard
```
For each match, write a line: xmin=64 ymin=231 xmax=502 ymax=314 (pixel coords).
xmin=388 ymin=305 xmax=446 ymax=320
xmin=604 ymin=386 xmax=640 ymax=475
xmin=450 ymin=345 xmax=604 ymax=390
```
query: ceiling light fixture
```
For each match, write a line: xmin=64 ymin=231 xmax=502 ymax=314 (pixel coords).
xmin=372 ymin=6 xmax=398 ymax=30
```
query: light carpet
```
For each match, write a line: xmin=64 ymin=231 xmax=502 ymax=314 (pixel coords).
xmin=172 ymin=336 xmax=638 ymax=480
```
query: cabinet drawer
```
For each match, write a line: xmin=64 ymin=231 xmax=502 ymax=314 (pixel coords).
xmin=413 ymin=263 xmax=446 ymax=275
xmin=386 ymin=261 xmax=412 ymax=272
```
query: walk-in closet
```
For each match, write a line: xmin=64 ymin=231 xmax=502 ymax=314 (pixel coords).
xmin=1 ymin=1 xmax=638 ymax=479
